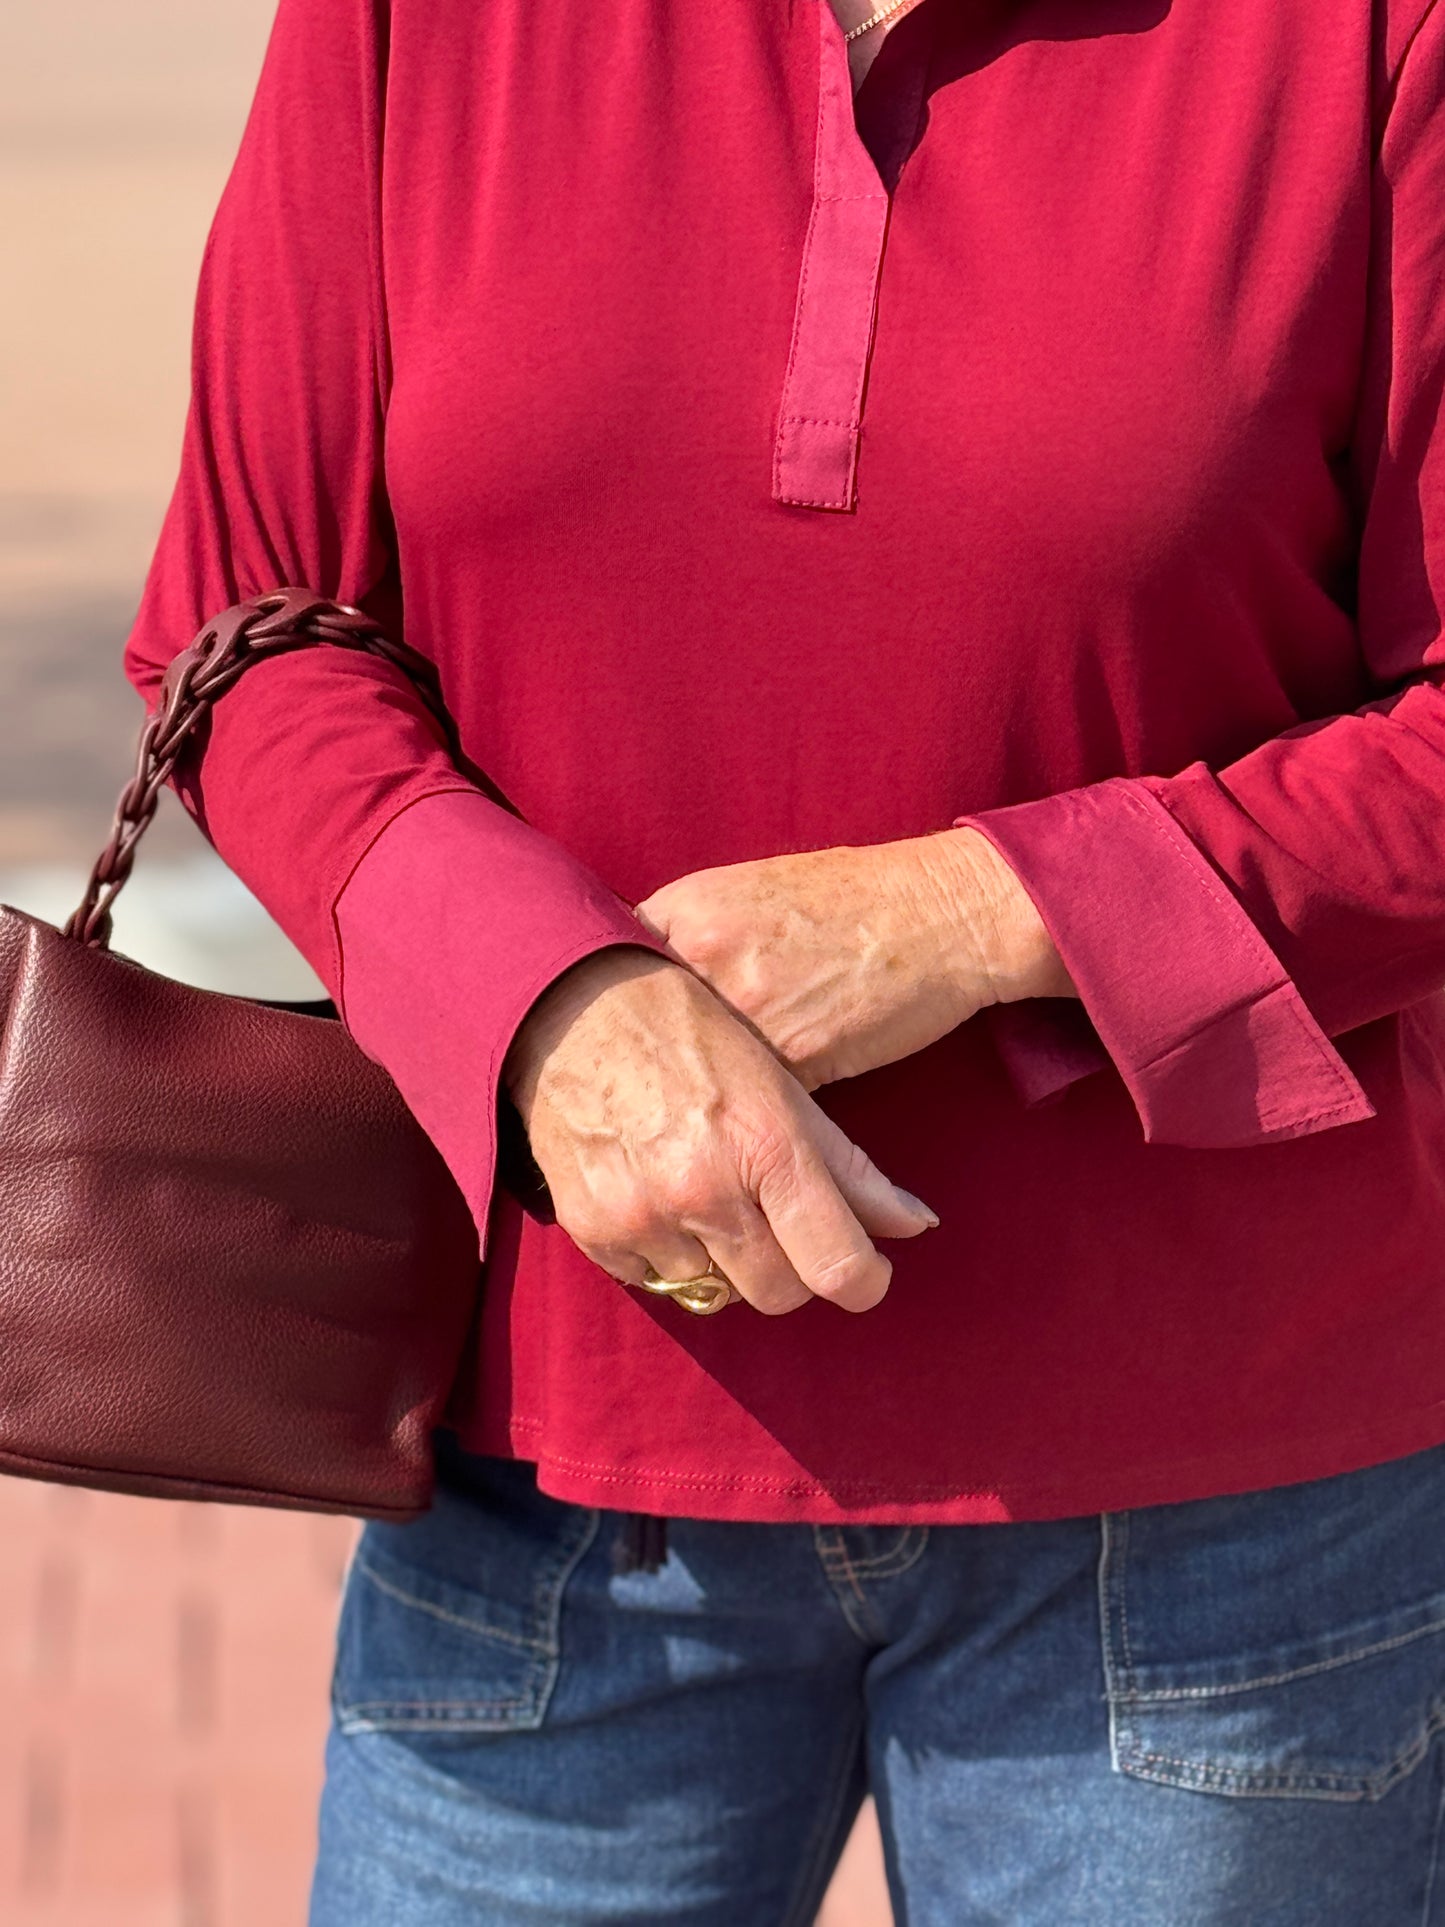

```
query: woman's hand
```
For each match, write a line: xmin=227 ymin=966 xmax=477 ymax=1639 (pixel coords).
xmin=501 ymin=947 xmax=939 ymax=1316
xmin=632 ymin=828 xmax=1074 ymax=1092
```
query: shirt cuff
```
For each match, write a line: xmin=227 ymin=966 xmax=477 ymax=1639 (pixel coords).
xmin=982 ymin=999 xmax=1114 ymax=1108
xmin=953 ymin=778 xmax=1377 ymax=1147
xmin=332 ymin=789 xmax=673 ymax=1248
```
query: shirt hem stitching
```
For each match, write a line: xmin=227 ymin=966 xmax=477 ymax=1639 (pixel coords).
xmin=499 ymin=1404 xmax=1445 ymax=1506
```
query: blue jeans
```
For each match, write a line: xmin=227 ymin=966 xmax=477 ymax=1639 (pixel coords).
xmin=310 ymin=1432 xmax=1445 ymax=1925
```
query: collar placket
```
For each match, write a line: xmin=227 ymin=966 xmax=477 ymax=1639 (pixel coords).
xmin=771 ymin=3 xmax=894 ymax=513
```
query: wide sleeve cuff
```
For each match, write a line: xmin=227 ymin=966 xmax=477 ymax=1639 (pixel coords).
xmin=953 ymin=777 xmax=1377 ymax=1148
xmin=332 ymin=789 xmax=673 ymax=1250
xmin=982 ymin=999 xmax=1114 ymax=1109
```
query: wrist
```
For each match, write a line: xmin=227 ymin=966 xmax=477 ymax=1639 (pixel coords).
xmin=502 ymin=944 xmax=674 ymax=1113
xmin=924 ymin=827 xmax=1077 ymax=1006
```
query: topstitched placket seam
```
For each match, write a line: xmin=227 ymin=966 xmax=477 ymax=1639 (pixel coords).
xmin=771 ymin=0 xmax=890 ymax=510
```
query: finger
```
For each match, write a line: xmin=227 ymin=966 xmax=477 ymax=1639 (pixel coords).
xmin=634 ymin=1230 xmax=714 ymax=1285
xmin=580 ymin=1228 xmax=712 ymax=1289
xmin=808 ymin=1109 xmax=939 ymax=1239
xmin=565 ymin=1169 xmax=811 ymax=1315
xmin=584 ymin=1216 xmax=808 ymax=1318
xmin=700 ymin=1200 xmax=815 ymax=1317
xmin=750 ymin=1137 xmax=892 ymax=1314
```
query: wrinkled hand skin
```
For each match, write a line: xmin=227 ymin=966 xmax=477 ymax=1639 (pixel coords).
xmin=633 ymin=827 xmax=1075 ymax=1093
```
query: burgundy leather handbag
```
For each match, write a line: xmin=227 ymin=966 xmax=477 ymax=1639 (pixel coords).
xmin=0 ymin=590 xmax=482 ymax=1520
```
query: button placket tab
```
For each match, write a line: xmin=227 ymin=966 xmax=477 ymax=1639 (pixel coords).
xmin=772 ymin=2 xmax=892 ymax=512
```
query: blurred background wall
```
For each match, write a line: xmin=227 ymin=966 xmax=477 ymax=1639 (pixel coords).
xmin=0 ymin=4 xmax=891 ymax=1922
xmin=0 ymin=0 xmax=326 ymax=992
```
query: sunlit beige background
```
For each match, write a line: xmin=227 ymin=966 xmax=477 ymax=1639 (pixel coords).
xmin=0 ymin=4 xmax=891 ymax=1921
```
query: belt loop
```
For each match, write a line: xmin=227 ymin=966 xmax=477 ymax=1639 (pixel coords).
xmin=613 ymin=1511 xmax=669 ymax=1574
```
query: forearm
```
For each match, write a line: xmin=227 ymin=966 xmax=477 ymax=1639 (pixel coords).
xmin=919 ymin=825 xmax=1079 ymax=1008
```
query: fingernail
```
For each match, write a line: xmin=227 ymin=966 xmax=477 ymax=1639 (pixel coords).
xmin=895 ymin=1187 xmax=940 ymax=1227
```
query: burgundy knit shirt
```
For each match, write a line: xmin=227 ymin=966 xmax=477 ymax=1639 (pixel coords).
xmin=124 ymin=0 xmax=1445 ymax=1523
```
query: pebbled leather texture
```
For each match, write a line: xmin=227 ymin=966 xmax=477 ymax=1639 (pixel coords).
xmin=0 ymin=591 xmax=483 ymax=1520
xmin=0 ymin=906 xmax=481 ymax=1517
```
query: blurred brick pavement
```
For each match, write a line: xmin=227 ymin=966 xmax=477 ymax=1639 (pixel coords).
xmin=0 ymin=1478 xmax=353 ymax=1927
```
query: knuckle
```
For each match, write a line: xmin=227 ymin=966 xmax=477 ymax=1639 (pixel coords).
xmin=687 ymin=919 xmax=729 ymax=961
xmin=652 ymin=1159 xmax=726 ymax=1223
xmin=560 ymin=1227 xmax=638 ymax=1284
xmin=743 ymin=1124 xmax=802 ymax=1200
xmin=661 ymin=892 xmax=722 ymax=956
xmin=573 ymin=1194 xmax=656 ymax=1253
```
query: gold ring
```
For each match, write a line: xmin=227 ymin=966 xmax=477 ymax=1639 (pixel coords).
xmin=637 ymin=1261 xmax=740 ymax=1316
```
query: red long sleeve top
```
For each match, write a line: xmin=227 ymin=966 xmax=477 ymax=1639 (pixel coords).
xmin=124 ymin=0 xmax=1445 ymax=1524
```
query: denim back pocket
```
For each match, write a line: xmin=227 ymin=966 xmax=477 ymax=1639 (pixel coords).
xmin=332 ymin=1448 xmax=600 ymax=1735
xmin=1101 ymin=1442 xmax=1445 ymax=1801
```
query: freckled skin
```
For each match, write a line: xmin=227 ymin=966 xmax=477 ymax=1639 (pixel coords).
xmin=633 ymin=827 xmax=1073 ymax=1093
xmin=502 ymin=829 xmax=1070 ymax=1315
xmin=503 ymin=943 xmax=930 ymax=1318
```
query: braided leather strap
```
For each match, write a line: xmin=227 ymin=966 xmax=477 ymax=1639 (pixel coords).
xmin=66 ymin=588 xmax=460 ymax=949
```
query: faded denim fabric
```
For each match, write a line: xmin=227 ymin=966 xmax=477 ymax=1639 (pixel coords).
xmin=310 ymin=1432 xmax=1445 ymax=1925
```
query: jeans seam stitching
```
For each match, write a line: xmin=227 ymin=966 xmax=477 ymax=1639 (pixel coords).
xmin=1117 ymin=1612 xmax=1445 ymax=1701
xmin=1101 ymin=1505 xmax=1445 ymax=1803
xmin=778 ymin=1711 xmax=866 ymax=1927
xmin=834 ymin=1544 xmax=875 ymax=1641
xmin=335 ymin=1493 xmax=600 ymax=1733
xmin=527 ymin=1506 xmax=601 ymax=1661
xmin=839 ymin=1527 xmax=931 ymax=1579
xmin=532 ymin=1507 xmax=601 ymax=1726
xmin=353 ymin=1555 xmax=550 ymax=1654
xmin=813 ymin=1529 xmax=878 ymax=1646
xmin=1098 ymin=1513 xmax=1134 ymax=1773
xmin=1122 ymin=1706 xmax=1445 ymax=1800
xmin=1115 ymin=1510 xmax=1138 ymax=1691
xmin=1422 ymin=1738 xmax=1445 ymax=1926
xmin=338 ymin=1698 xmax=532 ymax=1721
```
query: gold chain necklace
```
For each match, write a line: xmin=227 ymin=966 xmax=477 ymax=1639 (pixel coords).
xmin=843 ymin=0 xmax=923 ymax=41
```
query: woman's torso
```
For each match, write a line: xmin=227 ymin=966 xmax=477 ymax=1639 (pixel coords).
xmin=365 ymin=0 xmax=1445 ymax=1521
